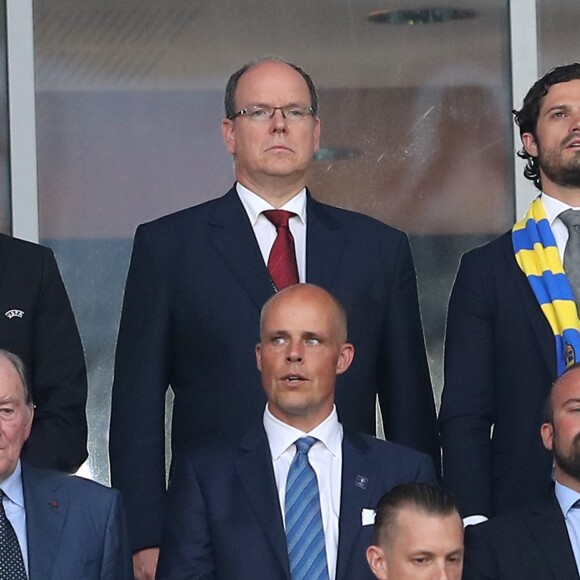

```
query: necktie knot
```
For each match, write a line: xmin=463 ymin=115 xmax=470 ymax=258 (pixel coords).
xmin=560 ymin=209 xmax=580 ymax=229
xmin=263 ymin=209 xmax=296 ymax=229
xmin=294 ymin=436 xmax=317 ymax=455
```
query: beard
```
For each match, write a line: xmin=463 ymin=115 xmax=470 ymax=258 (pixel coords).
xmin=553 ymin=429 xmax=580 ymax=482
xmin=538 ymin=139 xmax=580 ymax=189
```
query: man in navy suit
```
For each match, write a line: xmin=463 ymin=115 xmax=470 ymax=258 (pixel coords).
xmin=440 ymin=63 xmax=580 ymax=522
xmin=463 ymin=365 xmax=580 ymax=579
xmin=0 ymin=349 xmax=132 ymax=579
xmin=156 ymin=284 xmax=436 ymax=579
xmin=0 ymin=233 xmax=87 ymax=473
xmin=110 ymin=57 xmax=438 ymax=578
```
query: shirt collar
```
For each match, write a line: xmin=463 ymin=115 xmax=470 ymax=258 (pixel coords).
xmin=541 ymin=192 xmax=580 ymax=227
xmin=555 ymin=481 xmax=580 ymax=518
xmin=0 ymin=460 xmax=24 ymax=509
xmin=263 ymin=405 xmax=343 ymax=461
xmin=236 ymin=182 xmax=307 ymax=226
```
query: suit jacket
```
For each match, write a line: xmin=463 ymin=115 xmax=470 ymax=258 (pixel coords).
xmin=463 ymin=491 xmax=579 ymax=580
xmin=439 ymin=231 xmax=555 ymax=518
xmin=156 ymin=426 xmax=437 ymax=580
xmin=110 ymin=186 xmax=439 ymax=551
xmin=21 ymin=462 xmax=133 ymax=579
xmin=0 ymin=234 xmax=87 ymax=472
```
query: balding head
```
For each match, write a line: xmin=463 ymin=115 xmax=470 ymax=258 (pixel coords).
xmin=256 ymin=284 xmax=353 ymax=431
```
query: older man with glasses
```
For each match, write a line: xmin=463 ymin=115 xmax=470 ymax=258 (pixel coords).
xmin=110 ymin=57 xmax=438 ymax=580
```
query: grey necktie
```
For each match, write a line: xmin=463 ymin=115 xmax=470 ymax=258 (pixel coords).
xmin=560 ymin=209 xmax=580 ymax=305
xmin=0 ymin=490 xmax=27 ymax=579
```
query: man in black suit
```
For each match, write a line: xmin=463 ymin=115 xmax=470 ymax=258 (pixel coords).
xmin=156 ymin=284 xmax=436 ymax=580
xmin=0 ymin=233 xmax=87 ymax=473
xmin=463 ymin=365 xmax=580 ymax=579
xmin=110 ymin=57 xmax=438 ymax=578
xmin=440 ymin=63 xmax=580 ymax=521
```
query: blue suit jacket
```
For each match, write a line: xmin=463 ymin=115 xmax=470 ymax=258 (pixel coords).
xmin=22 ymin=463 xmax=133 ymax=579
xmin=439 ymin=231 xmax=555 ymax=518
xmin=156 ymin=426 xmax=437 ymax=580
xmin=110 ymin=186 xmax=438 ymax=550
xmin=0 ymin=234 xmax=87 ymax=472
xmin=463 ymin=490 xmax=579 ymax=580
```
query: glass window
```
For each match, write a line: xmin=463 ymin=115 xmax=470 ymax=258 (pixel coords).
xmin=32 ymin=0 xmax=514 ymax=484
xmin=537 ymin=1 xmax=580 ymax=74
xmin=0 ymin=1 xmax=10 ymax=234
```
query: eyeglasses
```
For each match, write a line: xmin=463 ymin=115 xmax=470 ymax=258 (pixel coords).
xmin=227 ymin=105 xmax=314 ymax=122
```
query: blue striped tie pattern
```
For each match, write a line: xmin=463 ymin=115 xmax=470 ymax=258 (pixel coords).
xmin=285 ymin=436 xmax=329 ymax=580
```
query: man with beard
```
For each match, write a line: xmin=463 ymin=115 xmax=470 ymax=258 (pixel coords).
xmin=462 ymin=365 xmax=580 ymax=579
xmin=440 ymin=63 xmax=580 ymax=523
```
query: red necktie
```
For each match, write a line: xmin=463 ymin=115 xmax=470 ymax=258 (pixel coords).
xmin=263 ymin=209 xmax=299 ymax=291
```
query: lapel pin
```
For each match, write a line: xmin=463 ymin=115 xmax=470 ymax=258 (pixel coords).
xmin=356 ymin=475 xmax=368 ymax=489
xmin=49 ymin=501 xmax=58 ymax=508
xmin=5 ymin=309 xmax=24 ymax=319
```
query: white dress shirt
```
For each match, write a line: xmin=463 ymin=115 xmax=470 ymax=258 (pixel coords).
xmin=263 ymin=405 xmax=342 ymax=580
xmin=555 ymin=481 xmax=580 ymax=574
xmin=236 ymin=182 xmax=307 ymax=283
xmin=541 ymin=193 xmax=580 ymax=262
xmin=1 ymin=461 xmax=29 ymax=575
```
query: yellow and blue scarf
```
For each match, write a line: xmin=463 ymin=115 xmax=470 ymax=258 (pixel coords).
xmin=513 ymin=196 xmax=580 ymax=375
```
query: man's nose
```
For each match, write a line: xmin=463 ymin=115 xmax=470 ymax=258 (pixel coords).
xmin=270 ymin=109 xmax=289 ymax=133
xmin=285 ymin=341 xmax=304 ymax=363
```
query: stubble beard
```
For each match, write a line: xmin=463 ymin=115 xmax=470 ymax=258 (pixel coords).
xmin=538 ymin=140 xmax=580 ymax=189
xmin=553 ymin=430 xmax=580 ymax=482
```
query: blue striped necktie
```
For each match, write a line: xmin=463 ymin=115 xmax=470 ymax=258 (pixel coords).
xmin=285 ymin=436 xmax=329 ymax=580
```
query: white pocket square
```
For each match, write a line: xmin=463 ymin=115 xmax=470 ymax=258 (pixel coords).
xmin=361 ymin=508 xmax=376 ymax=526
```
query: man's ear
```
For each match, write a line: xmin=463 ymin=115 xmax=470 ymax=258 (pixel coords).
xmin=222 ymin=118 xmax=236 ymax=155
xmin=522 ymin=132 xmax=538 ymax=158
xmin=366 ymin=545 xmax=388 ymax=580
xmin=255 ymin=344 xmax=262 ymax=372
xmin=336 ymin=343 xmax=354 ymax=375
xmin=541 ymin=422 xmax=554 ymax=451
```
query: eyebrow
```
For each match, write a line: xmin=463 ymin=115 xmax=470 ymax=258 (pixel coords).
xmin=544 ymin=104 xmax=579 ymax=115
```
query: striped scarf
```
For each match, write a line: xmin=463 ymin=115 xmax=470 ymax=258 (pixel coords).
xmin=512 ymin=196 xmax=580 ymax=376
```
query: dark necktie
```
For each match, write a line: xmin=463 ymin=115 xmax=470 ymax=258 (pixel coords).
xmin=0 ymin=490 xmax=27 ymax=579
xmin=560 ymin=209 xmax=580 ymax=305
xmin=263 ymin=210 xmax=299 ymax=291
xmin=285 ymin=437 xmax=329 ymax=580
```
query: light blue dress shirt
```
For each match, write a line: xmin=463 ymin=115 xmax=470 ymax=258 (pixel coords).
xmin=555 ymin=481 xmax=580 ymax=575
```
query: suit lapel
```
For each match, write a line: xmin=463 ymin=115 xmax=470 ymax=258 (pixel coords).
xmin=22 ymin=464 xmax=68 ymax=580
xmin=524 ymin=493 xmax=580 ymax=579
xmin=336 ymin=432 xmax=376 ymax=580
xmin=235 ymin=426 xmax=290 ymax=579
xmin=305 ymin=193 xmax=346 ymax=288
xmin=208 ymin=187 xmax=274 ymax=311
xmin=500 ymin=233 xmax=557 ymax=377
